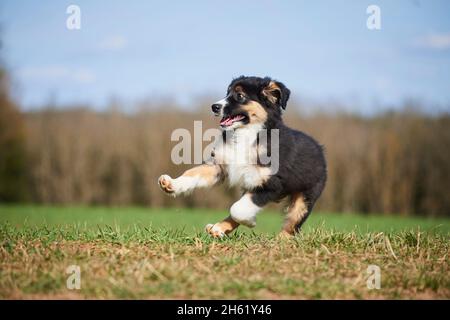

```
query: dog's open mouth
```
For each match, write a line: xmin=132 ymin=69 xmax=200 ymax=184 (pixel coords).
xmin=220 ymin=114 xmax=247 ymax=127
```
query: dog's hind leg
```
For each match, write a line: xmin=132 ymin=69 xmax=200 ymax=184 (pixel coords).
xmin=281 ymin=179 xmax=325 ymax=236
xmin=280 ymin=193 xmax=310 ymax=236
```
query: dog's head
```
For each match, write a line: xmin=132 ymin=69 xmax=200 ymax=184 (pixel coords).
xmin=211 ymin=76 xmax=290 ymax=130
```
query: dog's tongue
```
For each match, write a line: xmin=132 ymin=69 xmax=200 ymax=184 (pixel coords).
xmin=220 ymin=115 xmax=244 ymax=127
xmin=220 ymin=117 xmax=233 ymax=127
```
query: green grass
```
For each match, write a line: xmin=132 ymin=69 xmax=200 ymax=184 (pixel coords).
xmin=1 ymin=205 xmax=448 ymax=235
xmin=0 ymin=205 xmax=448 ymax=299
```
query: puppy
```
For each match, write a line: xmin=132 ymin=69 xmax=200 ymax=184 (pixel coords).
xmin=158 ymin=76 xmax=326 ymax=237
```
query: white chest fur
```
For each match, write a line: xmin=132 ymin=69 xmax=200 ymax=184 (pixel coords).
xmin=213 ymin=125 xmax=272 ymax=190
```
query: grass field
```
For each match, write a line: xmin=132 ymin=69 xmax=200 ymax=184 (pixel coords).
xmin=0 ymin=205 xmax=449 ymax=299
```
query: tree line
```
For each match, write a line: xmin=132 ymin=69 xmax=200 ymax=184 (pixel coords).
xmin=1 ymin=69 xmax=449 ymax=216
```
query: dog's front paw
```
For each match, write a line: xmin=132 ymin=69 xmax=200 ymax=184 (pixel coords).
xmin=158 ymin=174 xmax=176 ymax=196
xmin=205 ymin=223 xmax=226 ymax=238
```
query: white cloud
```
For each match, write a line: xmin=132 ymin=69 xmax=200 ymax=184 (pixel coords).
xmin=98 ymin=35 xmax=127 ymax=51
xmin=18 ymin=66 xmax=96 ymax=84
xmin=415 ymin=33 xmax=450 ymax=50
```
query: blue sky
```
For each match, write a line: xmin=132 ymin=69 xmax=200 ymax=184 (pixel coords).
xmin=1 ymin=0 xmax=450 ymax=113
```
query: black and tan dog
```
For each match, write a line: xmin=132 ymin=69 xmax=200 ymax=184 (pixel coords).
xmin=158 ymin=76 xmax=326 ymax=237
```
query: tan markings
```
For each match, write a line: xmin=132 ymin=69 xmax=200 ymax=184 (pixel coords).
xmin=232 ymin=85 xmax=247 ymax=101
xmin=282 ymin=193 xmax=308 ymax=235
xmin=206 ymin=216 xmax=240 ymax=237
xmin=262 ymin=81 xmax=281 ymax=104
xmin=233 ymin=85 xmax=244 ymax=93
xmin=242 ymin=101 xmax=268 ymax=124
xmin=183 ymin=164 xmax=224 ymax=184
xmin=257 ymin=166 xmax=272 ymax=183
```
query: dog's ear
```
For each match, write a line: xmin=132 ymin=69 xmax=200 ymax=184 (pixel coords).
xmin=262 ymin=80 xmax=290 ymax=110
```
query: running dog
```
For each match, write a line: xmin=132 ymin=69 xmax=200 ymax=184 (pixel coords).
xmin=158 ymin=76 xmax=326 ymax=237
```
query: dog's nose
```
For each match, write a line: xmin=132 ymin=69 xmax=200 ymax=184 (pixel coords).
xmin=211 ymin=104 xmax=221 ymax=114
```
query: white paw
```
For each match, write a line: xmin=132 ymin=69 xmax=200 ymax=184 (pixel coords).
xmin=205 ymin=223 xmax=226 ymax=238
xmin=158 ymin=174 xmax=177 ymax=197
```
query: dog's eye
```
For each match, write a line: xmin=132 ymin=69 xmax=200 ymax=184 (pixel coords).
xmin=236 ymin=93 xmax=245 ymax=102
